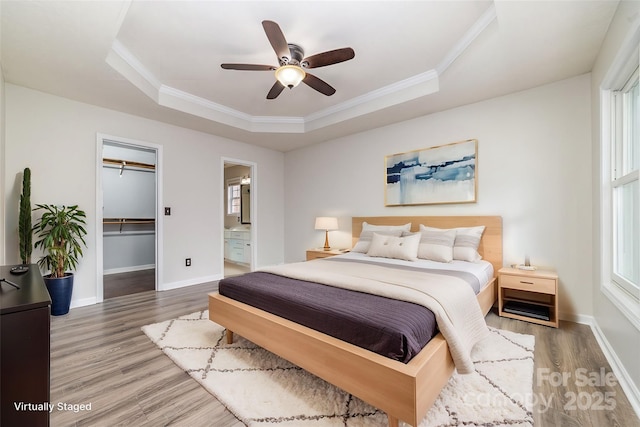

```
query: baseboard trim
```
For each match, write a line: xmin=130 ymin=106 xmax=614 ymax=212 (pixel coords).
xmin=67 ymin=273 xmax=219 ymax=310
xmin=104 ymin=264 xmax=155 ymax=275
xmin=70 ymin=297 xmax=97 ymax=310
xmin=160 ymin=274 xmax=222 ymax=291
xmin=559 ymin=311 xmax=594 ymax=325
xmin=590 ymin=320 xmax=640 ymax=419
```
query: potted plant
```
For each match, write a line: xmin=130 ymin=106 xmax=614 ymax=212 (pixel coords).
xmin=33 ymin=204 xmax=87 ymax=316
xmin=18 ymin=167 xmax=32 ymax=271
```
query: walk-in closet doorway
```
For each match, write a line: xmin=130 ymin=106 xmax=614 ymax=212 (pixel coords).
xmin=96 ymin=135 xmax=163 ymax=302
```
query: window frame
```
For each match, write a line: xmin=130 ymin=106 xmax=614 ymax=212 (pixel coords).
xmin=611 ymin=70 xmax=639 ymax=299
xmin=226 ymin=178 xmax=241 ymax=216
xmin=599 ymin=25 xmax=640 ymax=330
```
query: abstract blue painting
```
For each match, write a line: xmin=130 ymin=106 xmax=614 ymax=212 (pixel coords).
xmin=385 ymin=139 xmax=478 ymax=206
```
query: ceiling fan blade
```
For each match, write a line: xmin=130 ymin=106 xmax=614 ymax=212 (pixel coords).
xmin=303 ymin=48 xmax=355 ymax=68
xmin=266 ymin=81 xmax=285 ymax=99
xmin=302 ymin=73 xmax=336 ymax=96
xmin=221 ymin=64 xmax=276 ymax=71
xmin=262 ymin=20 xmax=290 ymax=62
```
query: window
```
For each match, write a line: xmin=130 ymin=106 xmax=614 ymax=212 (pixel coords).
xmin=601 ymin=31 xmax=640 ymax=329
xmin=612 ymin=70 xmax=639 ymax=298
xmin=227 ymin=180 xmax=241 ymax=215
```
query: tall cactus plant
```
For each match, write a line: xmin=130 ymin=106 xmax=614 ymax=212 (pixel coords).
xmin=19 ymin=167 xmax=32 ymax=264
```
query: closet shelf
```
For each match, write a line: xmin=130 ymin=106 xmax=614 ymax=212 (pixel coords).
xmin=103 ymin=218 xmax=155 ymax=233
xmin=103 ymin=157 xmax=156 ymax=170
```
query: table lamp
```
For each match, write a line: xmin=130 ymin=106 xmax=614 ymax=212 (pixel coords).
xmin=315 ymin=217 xmax=338 ymax=250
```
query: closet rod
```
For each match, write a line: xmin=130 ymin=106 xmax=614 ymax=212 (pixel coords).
xmin=103 ymin=218 xmax=155 ymax=233
xmin=103 ymin=157 xmax=155 ymax=170
xmin=103 ymin=218 xmax=155 ymax=223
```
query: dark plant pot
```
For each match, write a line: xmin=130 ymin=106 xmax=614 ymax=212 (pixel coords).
xmin=44 ymin=273 xmax=74 ymax=316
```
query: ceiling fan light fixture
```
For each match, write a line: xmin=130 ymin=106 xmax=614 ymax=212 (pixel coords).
xmin=221 ymin=21 xmax=353 ymax=99
xmin=275 ymin=65 xmax=306 ymax=89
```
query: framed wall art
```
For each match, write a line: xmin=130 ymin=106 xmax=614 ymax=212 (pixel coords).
xmin=385 ymin=139 xmax=478 ymax=206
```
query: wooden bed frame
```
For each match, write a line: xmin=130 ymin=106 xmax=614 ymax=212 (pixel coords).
xmin=209 ymin=216 xmax=502 ymax=427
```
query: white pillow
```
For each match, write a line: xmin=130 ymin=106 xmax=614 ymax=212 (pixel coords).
xmin=452 ymin=226 xmax=485 ymax=262
xmin=366 ymin=232 xmax=420 ymax=261
xmin=351 ymin=222 xmax=411 ymax=253
xmin=418 ymin=225 xmax=456 ymax=262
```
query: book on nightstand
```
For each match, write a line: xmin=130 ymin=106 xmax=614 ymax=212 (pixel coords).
xmin=503 ymin=301 xmax=550 ymax=321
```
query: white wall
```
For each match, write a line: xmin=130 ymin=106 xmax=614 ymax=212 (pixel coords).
xmin=3 ymin=84 xmax=285 ymax=305
xmin=590 ymin=0 xmax=640 ymax=412
xmin=284 ymin=74 xmax=592 ymax=320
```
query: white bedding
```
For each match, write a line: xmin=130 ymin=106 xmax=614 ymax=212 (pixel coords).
xmin=261 ymin=255 xmax=492 ymax=374
xmin=334 ymin=251 xmax=494 ymax=293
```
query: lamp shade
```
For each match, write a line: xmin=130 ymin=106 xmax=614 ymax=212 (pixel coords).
xmin=275 ymin=65 xmax=306 ymax=88
xmin=315 ymin=217 xmax=338 ymax=231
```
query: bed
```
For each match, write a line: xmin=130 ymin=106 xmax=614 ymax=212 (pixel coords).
xmin=209 ymin=216 xmax=502 ymax=427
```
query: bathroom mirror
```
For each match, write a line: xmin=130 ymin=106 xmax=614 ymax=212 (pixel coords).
xmin=240 ymin=184 xmax=251 ymax=224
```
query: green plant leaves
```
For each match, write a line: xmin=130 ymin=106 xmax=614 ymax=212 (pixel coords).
xmin=33 ymin=204 xmax=87 ymax=278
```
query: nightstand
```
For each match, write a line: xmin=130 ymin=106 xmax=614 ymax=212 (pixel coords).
xmin=498 ymin=267 xmax=559 ymax=328
xmin=306 ymin=248 xmax=349 ymax=261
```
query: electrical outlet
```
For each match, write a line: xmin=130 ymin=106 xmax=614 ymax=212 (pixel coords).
xmin=185 ymin=258 xmax=191 ymax=267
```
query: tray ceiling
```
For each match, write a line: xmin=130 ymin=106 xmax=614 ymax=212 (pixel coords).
xmin=1 ymin=1 xmax=618 ymax=151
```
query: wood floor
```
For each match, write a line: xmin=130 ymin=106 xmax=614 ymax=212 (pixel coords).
xmin=223 ymin=261 xmax=250 ymax=278
xmin=487 ymin=315 xmax=639 ymax=427
xmin=103 ymin=269 xmax=155 ymax=299
xmin=50 ymin=283 xmax=640 ymax=427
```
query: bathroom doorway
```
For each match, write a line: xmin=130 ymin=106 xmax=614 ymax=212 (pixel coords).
xmin=222 ymin=159 xmax=256 ymax=277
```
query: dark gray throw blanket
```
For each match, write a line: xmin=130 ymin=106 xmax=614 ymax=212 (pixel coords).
xmin=218 ymin=271 xmax=437 ymax=363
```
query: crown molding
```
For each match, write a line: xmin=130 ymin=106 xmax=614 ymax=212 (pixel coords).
xmin=106 ymin=39 xmax=161 ymax=102
xmin=106 ymin=4 xmax=495 ymax=134
xmin=251 ymin=116 xmax=305 ymax=133
xmin=304 ymin=70 xmax=439 ymax=132
xmin=436 ymin=3 xmax=497 ymax=75
xmin=106 ymin=40 xmax=438 ymax=134
xmin=159 ymin=85 xmax=254 ymax=130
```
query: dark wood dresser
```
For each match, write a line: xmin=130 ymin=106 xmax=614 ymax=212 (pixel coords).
xmin=1 ymin=265 xmax=51 ymax=427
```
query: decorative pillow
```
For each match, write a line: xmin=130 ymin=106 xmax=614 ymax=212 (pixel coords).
xmin=417 ymin=225 xmax=456 ymax=262
xmin=452 ymin=226 xmax=485 ymax=262
xmin=366 ymin=232 xmax=420 ymax=261
xmin=351 ymin=222 xmax=411 ymax=253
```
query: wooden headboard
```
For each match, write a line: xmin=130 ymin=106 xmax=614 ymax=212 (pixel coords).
xmin=352 ymin=216 xmax=503 ymax=277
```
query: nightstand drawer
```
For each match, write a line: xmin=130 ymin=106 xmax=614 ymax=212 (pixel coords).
xmin=312 ymin=252 xmax=334 ymax=259
xmin=306 ymin=249 xmax=348 ymax=261
xmin=500 ymin=274 xmax=556 ymax=294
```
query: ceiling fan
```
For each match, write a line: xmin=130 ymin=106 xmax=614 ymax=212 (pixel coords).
xmin=221 ymin=20 xmax=355 ymax=99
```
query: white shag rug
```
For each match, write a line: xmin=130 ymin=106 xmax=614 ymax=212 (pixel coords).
xmin=142 ymin=310 xmax=534 ymax=427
